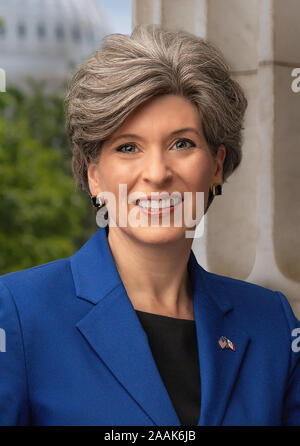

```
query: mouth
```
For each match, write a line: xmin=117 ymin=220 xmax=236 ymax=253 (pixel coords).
xmin=134 ymin=197 xmax=183 ymax=216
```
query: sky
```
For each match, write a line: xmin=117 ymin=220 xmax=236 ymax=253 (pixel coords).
xmin=96 ymin=0 xmax=132 ymax=35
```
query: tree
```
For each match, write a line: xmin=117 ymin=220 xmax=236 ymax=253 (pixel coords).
xmin=0 ymin=83 xmax=96 ymax=274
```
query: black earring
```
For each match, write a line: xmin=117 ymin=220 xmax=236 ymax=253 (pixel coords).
xmin=211 ymin=184 xmax=222 ymax=196
xmin=91 ymin=194 xmax=109 ymax=228
xmin=91 ymin=194 xmax=105 ymax=209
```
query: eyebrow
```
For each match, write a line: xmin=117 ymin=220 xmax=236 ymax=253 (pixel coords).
xmin=107 ymin=127 xmax=202 ymax=145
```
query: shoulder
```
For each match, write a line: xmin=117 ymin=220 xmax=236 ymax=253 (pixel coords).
xmin=206 ymin=269 xmax=300 ymax=370
xmin=203 ymin=268 xmax=300 ymax=330
xmin=0 ymin=258 xmax=71 ymax=289
xmin=0 ymin=258 xmax=74 ymax=313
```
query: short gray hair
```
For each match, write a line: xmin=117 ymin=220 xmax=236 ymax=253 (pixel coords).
xmin=65 ymin=24 xmax=248 ymax=210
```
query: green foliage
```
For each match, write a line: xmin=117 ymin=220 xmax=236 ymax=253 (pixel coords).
xmin=0 ymin=82 xmax=96 ymax=274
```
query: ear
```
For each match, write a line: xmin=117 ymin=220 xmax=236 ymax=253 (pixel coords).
xmin=87 ymin=162 xmax=101 ymax=197
xmin=212 ymin=144 xmax=226 ymax=184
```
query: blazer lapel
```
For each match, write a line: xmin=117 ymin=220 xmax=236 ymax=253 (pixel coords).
xmin=70 ymin=226 xmax=181 ymax=426
xmin=188 ymin=253 xmax=251 ymax=425
xmin=71 ymin=226 xmax=251 ymax=426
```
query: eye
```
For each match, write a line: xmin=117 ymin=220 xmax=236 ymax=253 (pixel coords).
xmin=172 ymin=138 xmax=196 ymax=150
xmin=115 ymin=138 xmax=196 ymax=154
xmin=116 ymin=143 xmax=138 ymax=154
xmin=116 ymin=143 xmax=139 ymax=154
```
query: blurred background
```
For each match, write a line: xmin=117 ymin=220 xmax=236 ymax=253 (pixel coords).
xmin=0 ymin=0 xmax=300 ymax=317
xmin=0 ymin=0 xmax=131 ymax=275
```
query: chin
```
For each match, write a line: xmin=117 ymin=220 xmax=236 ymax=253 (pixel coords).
xmin=127 ymin=225 xmax=187 ymax=244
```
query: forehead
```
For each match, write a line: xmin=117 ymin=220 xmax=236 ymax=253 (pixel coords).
xmin=114 ymin=94 xmax=202 ymax=134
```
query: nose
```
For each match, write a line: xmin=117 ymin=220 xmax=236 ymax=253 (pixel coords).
xmin=141 ymin=148 xmax=173 ymax=185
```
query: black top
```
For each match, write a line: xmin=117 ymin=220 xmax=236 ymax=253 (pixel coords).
xmin=135 ymin=310 xmax=201 ymax=426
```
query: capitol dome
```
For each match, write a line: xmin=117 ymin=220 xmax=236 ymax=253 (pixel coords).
xmin=0 ymin=0 xmax=112 ymax=91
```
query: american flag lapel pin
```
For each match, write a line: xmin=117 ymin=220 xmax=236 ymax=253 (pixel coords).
xmin=218 ymin=336 xmax=235 ymax=351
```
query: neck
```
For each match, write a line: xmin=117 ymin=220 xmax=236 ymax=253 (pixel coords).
xmin=106 ymin=226 xmax=194 ymax=319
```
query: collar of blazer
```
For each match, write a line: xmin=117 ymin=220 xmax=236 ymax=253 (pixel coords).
xmin=70 ymin=226 xmax=251 ymax=426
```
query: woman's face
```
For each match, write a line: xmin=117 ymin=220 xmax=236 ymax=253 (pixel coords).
xmin=88 ymin=94 xmax=226 ymax=244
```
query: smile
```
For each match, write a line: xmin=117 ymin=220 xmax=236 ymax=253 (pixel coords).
xmin=135 ymin=197 xmax=183 ymax=215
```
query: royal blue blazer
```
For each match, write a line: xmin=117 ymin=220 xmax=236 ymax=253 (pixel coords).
xmin=0 ymin=226 xmax=299 ymax=426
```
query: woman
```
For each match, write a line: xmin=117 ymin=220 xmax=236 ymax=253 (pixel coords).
xmin=0 ymin=24 xmax=299 ymax=426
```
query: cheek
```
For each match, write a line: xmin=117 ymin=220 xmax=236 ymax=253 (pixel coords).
xmin=97 ymin=157 xmax=133 ymax=192
xmin=183 ymin=153 xmax=212 ymax=190
xmin=110 ymin=165 xmax=136 ymax=192
xmin=182 ymin=156 xmax=212 ymax=223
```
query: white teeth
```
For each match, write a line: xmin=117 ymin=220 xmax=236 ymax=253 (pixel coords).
xmin=138 ymin=197 xmax=182 ymax=209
